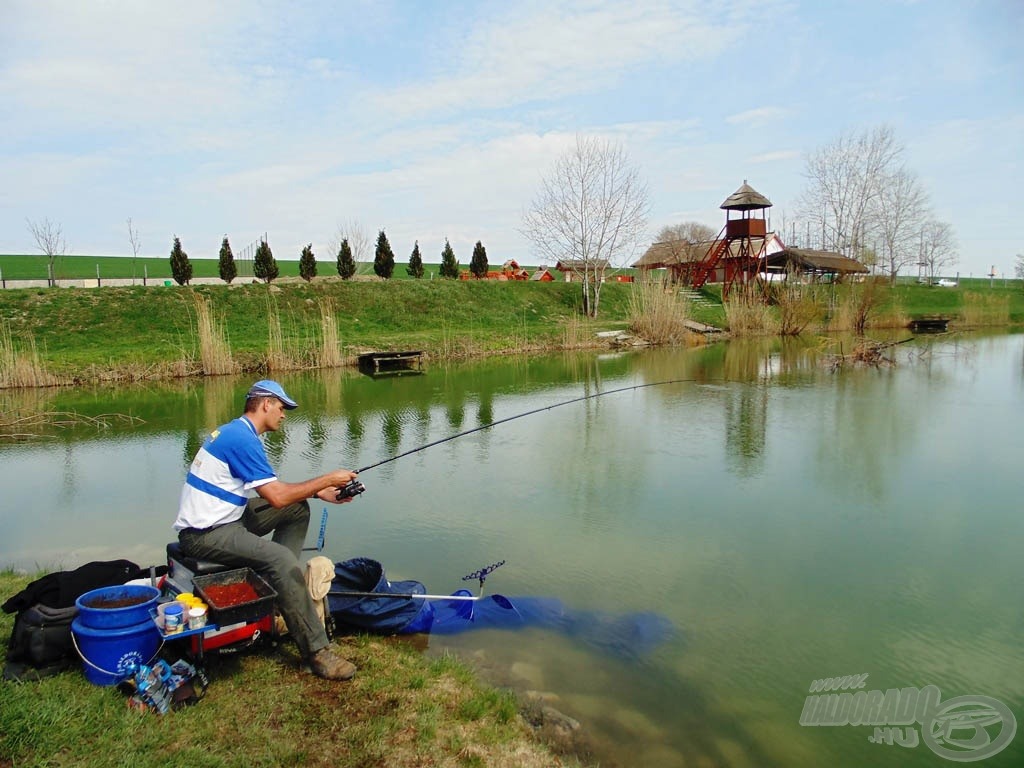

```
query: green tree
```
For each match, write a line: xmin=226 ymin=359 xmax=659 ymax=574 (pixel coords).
xmin=218 ymin=236 xmax=237 ymax=284
xmin=299 ymin=243 xmax=317 ymax=282
xmin=374 ymin=230 xmax=395 ymax=279
xmin=439 ymin=238 xmax=460 ymax=279
xmin=470 ymin=240 xmax=489 ymax=278
xmin=253 ymin=240 xmax=279 ymax=283
xmin=407 ymin=240 xmax=424 ymax=278
xmin=169 ymin=236 xmax=192 ymax=286
xmin=336 ymin=239 xmax=356 ymax=280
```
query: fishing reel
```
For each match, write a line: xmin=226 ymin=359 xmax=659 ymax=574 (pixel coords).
xmin=336 ymin=478 xmax=366 ymax=501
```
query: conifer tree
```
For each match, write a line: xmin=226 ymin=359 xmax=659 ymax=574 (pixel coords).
xmin=169 ymin=236 xmax=193 ymax=285
xmin=439 ymin=238 xmax=459 ymax=279
xmin=373 ymin=230 xmax=395 ymax=279
xmin=253 ymin=240 xmax=279 ymax=283
xmin=407 ymin=240 xmax=424 ymax=278
xmin=470 ymin=240 xmax=488 ymax=278
xmin=218 ymin=236 xmax=237 ymax=284
xmin=299 ymin=243 xmax=317 ymax=282
xmin=336 ymin=238 xmax=356 ymax=279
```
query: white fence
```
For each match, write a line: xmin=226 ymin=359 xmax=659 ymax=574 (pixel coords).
xmin=0 ymin=277 xmax=229 ymax=289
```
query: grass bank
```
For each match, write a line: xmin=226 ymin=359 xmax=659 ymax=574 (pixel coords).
xmin=0 ymin=278 xmax=638 ymax=385
xmin=701 ymin=277 xmax=1024 ymax=336
xmin=0 ymin=571 xmax=573 ymax=768
xmin=1 ymin=269 xmax=1021 ymax=388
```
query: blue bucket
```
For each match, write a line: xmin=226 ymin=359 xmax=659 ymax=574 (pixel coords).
xmin=75 ymin=585 xmax=159 ymax=629
xmin=71 ymin=616 xmax=161 ymax=686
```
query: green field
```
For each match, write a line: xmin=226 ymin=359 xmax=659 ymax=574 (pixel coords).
xmin=0 ymin=254 xmax=572 ymax=282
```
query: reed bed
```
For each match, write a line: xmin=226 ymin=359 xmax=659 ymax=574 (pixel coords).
xmin=0 ymin=320 xmax=59 ymax=389
xmin=627 ymin=279 xmax=693 ymax=344
xmin=769 ymin=283 xmax=824 ymax=336
xmin=562 ymin=314 xmax=593 ymax=349
xmin=265 ymin=295 xmax=317 ymax=370
xmin=960 ymin=291 xmax=1010 ymax=326
xmin=193 ymin=292 xmax=236 ymax=375
xmin=264 ymin=296 xmax=294 ymax=371
xmin=825 ymin=281 xmax=887 ymax=333
xmin=317 ymin=297 xmax=343 ymax=368
xmin=724 ymin=287 xmax=779 ymax=336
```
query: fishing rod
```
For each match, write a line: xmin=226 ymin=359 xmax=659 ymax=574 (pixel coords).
xmin=336 ymin=376 xmax=713 ymax=500
xmin=328 ymin=560 xmax=510 ymax=603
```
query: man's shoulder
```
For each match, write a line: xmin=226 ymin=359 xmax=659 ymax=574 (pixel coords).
xmin=205 ymin=417 xmax=259 ymax=455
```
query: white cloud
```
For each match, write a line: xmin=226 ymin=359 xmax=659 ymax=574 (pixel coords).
xmin=749 ymin=150 xmax=801 ymax=163
xmin=726 ymin=107 xmax=788 ymax=126
xmin=366 ymin=1 xmax=762 ymax=119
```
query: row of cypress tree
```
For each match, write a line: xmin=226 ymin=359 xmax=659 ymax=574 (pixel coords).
xmin=169 ymin=232 xmax=491 ymax=285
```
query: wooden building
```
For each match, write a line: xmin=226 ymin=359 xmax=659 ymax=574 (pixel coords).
xmin=761 ymin=248 xmax=869 ymax=283
xmin=555 ymin=259 xmax=610 ymax=282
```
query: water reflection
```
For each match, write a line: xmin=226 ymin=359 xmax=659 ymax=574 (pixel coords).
xmin=2 ymin=333 xmax=1023 ymax=768
xmin=725 ymin=385 xmax=766 ymax=477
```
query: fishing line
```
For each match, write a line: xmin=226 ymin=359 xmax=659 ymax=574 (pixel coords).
xmin=352 ymin=376 xmax=716 ymax=474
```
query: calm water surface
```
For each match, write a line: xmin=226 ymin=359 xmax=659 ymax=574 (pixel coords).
xmin=2 ymin=332 xmax=1022 ymax=767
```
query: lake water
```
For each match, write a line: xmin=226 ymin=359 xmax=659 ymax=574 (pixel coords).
xmin=2 ymin=332 xmax=1022 ymax=767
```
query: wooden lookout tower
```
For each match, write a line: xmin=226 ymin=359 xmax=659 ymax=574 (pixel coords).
xmin=691 ymin=181 xmax=773 ymax=298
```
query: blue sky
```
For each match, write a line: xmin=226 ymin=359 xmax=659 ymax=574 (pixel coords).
xmin=2 ymin=0 xmax=1021 ymax=278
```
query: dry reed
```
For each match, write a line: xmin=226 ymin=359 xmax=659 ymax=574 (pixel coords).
xmin=317 ymin=298 xmax=343 ymax=368
xmin=562 ymin=315 xmax=591 ymax=349
xmin=770 ymin=283 xmax=823 ymax=336
xmin=627 ymin=278 xmax=692 ymax=344
xmin=826 ymin=281 xmax=884 ymax=333
xmin=960 ymin=291 xmax=1010 ymax=327
xmin=1 ymin=409 xmax=143 ymax=441
xmin=264 ymin=295 xmax=311 ymax=371
xmin=724 ymin=287 xmax=779 ymax=336
xmin=265 ymin=296 xmax=289 ymax=371
xmin=193 ymin=293 xmax=236 ymax=375
xmin=0 ymin=320 xmax=59 ymax=389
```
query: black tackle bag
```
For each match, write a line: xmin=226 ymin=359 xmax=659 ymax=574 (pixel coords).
xmin=3 ymin=602 xmax=79 ymax=681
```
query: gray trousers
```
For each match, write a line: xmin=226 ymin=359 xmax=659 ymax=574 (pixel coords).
xmin=177 ymin=498 xmax=328 ymax=659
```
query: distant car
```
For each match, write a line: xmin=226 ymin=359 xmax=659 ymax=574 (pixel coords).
xmin=936 ymin=278 xmax=957 ymax=287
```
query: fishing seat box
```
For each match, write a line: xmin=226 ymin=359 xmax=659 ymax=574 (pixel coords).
xmin=165 ymin=543 xmax=274 ymax=652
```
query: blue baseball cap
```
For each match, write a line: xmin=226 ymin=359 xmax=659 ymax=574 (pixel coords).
xmin=247 ymin=379 xmax=298 ymax=409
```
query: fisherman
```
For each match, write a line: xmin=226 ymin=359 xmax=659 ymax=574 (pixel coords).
xmin=172 ymin=379 xmax=360 ymax=681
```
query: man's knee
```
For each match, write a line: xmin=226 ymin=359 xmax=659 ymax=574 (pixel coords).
xmin=289 ymin=500 xmax=311 ymax=525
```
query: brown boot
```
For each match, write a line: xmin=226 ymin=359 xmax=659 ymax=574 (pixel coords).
xmin=306 ymin=646 xmax=356 ymax=681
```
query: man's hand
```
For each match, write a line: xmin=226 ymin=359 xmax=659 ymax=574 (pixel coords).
xmin=327 ymin=469 xmax=359 ymax=487
xmin=257 ymin=468 xmax=360 ymax=508
xmin=315 ymin=486 xmax=354 ymax=504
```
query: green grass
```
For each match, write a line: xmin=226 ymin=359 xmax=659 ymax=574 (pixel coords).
xmin=0 ymin=265 xmax=1021 ymax=386
xmin=0 ymin=278 xmax=638 ymax=380
xmin=0 ymin=571 xmax=569 ymax=768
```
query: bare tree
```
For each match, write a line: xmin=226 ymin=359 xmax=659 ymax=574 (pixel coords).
xmin=27 ymin=217 xmax=68 ymax=287
xmin=799 ymin=125 xmax=902 ymax=258
xmin=333 ymin=219 xmax=371 ymax=276
xmin=875 ymin=167 xmax=929 ymax=283
xmin=918 ymin=219 xmax=958 ymax=282
xmin=656 ymin=221 xmax=716 ymax=245
xmin=649 ymin=221 xmax=717 ymax=284
xmin=127 ymin=217 xmax=141 ymax=285
xmin=1015 ymin=253 xmax=1024 ymax=281
xmin=521 ymin=135 xmax=649 ymax=317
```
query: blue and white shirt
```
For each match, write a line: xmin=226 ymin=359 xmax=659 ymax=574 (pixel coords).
xmin=173 ymin=416 xmax=277 ymax=531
